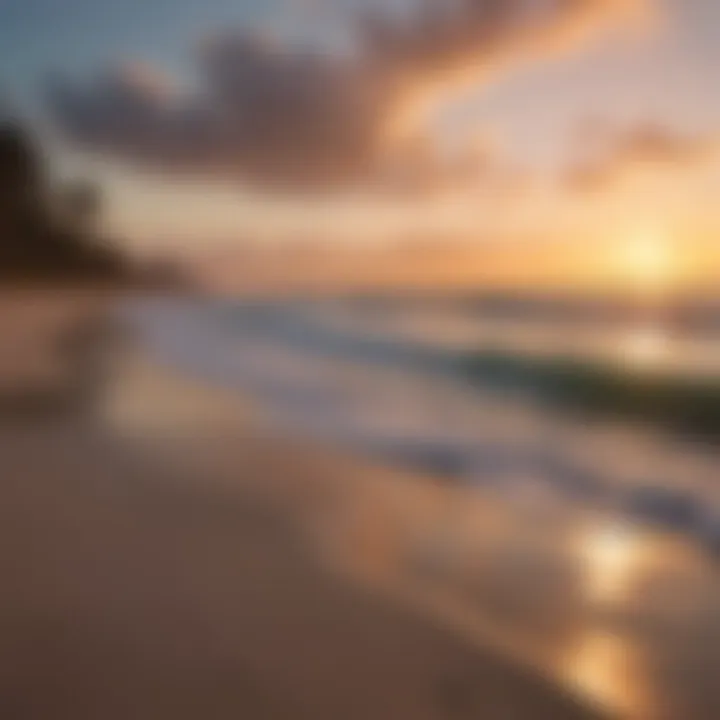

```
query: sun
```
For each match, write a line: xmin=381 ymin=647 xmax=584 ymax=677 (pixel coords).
xmin=613 ymin=229 xmax=676 ymax=294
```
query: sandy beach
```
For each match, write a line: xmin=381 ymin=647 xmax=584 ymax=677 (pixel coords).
xmin=0 ymin=294 xmax=606 ymax=720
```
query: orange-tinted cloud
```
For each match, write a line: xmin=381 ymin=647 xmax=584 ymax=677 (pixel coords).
xmin=567 ymin=123 xmax=720 ymax=191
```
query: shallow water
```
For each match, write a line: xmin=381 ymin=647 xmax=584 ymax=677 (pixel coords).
xmin=126 ymin=297 xmax=720 ymax=545
xmin=123 ymin=296 xmax=720 ymax=720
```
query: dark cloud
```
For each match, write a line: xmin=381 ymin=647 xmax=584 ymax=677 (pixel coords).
xmin=46 ymin=0 xmax=649 ymax=192
xmin=47 ymin=40 xmax=392 ymax=190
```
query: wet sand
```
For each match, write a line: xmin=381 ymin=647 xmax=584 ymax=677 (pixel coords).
xmin=0 ymin=297 xmax=605 ymax=720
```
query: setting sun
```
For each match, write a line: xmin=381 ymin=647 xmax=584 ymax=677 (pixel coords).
xmin=611 ymin=229 xmax=677 ymax=294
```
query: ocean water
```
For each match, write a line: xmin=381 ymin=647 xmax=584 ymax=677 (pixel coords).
xmin=126 ymin=294 xmax=720 ymax=552
xmin=124 ymin=295 xmax=720 ymax=720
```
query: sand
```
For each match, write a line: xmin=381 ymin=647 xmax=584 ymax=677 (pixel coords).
xmin=0 ymin=294 xmax=606 ymax=720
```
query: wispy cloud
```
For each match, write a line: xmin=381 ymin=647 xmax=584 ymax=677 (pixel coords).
xmin=566 ymin=123 xmax=720 ymax=192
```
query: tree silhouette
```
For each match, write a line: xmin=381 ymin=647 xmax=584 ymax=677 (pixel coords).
xmin=59 ymin=180 xmax=102 ymax=232
xmin=0 ymin=121 xmax=127 ymax=282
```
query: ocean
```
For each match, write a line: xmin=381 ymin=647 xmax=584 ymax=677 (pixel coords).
xmin=123 ymin=293 xmax=720 ymax=719
xmin=126 ymin=293 xmax=720 ymax=552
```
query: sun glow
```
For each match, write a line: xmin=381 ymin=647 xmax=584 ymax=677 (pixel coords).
xmin=613 ymin=229 xmax=676 ymax=294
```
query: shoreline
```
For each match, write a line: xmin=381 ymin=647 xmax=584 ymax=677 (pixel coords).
xmin=0 ymin=295 xmax=608 ymax=720
xmin=111 ymin=304 xmax=720 ymax=720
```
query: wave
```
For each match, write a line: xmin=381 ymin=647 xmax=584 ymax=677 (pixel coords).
xmin=128 ymin=298 xmax=720 ymax=554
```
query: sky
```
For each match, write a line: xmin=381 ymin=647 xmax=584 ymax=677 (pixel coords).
xmin=1 ymin=0 xmax=719 ymax=287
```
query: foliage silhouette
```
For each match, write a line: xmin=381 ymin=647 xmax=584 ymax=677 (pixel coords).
xmin=0 ymin=121 xmax=126 ymax=282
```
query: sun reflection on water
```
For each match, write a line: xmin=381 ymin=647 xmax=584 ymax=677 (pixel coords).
xmin=618 ymin=325 xmax=670 ymax=370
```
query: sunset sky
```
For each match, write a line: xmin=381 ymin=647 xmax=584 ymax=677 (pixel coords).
xmin=2 ymin=0 xmax=719 ymax=286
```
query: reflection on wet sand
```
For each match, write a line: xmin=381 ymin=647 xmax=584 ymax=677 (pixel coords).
xmin=563 ymin=522 xmax=659 ymax=716
xmin=563 ymin=631 xmax=649 ymax=719
xmin=321 ymin=486 xmax=664 ymax=718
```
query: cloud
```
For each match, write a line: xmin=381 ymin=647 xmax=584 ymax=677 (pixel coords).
xmin=46 ymin=0 xmax=651 ymax=193
xmin=566 ymin=123 xmax=720 ymax=191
